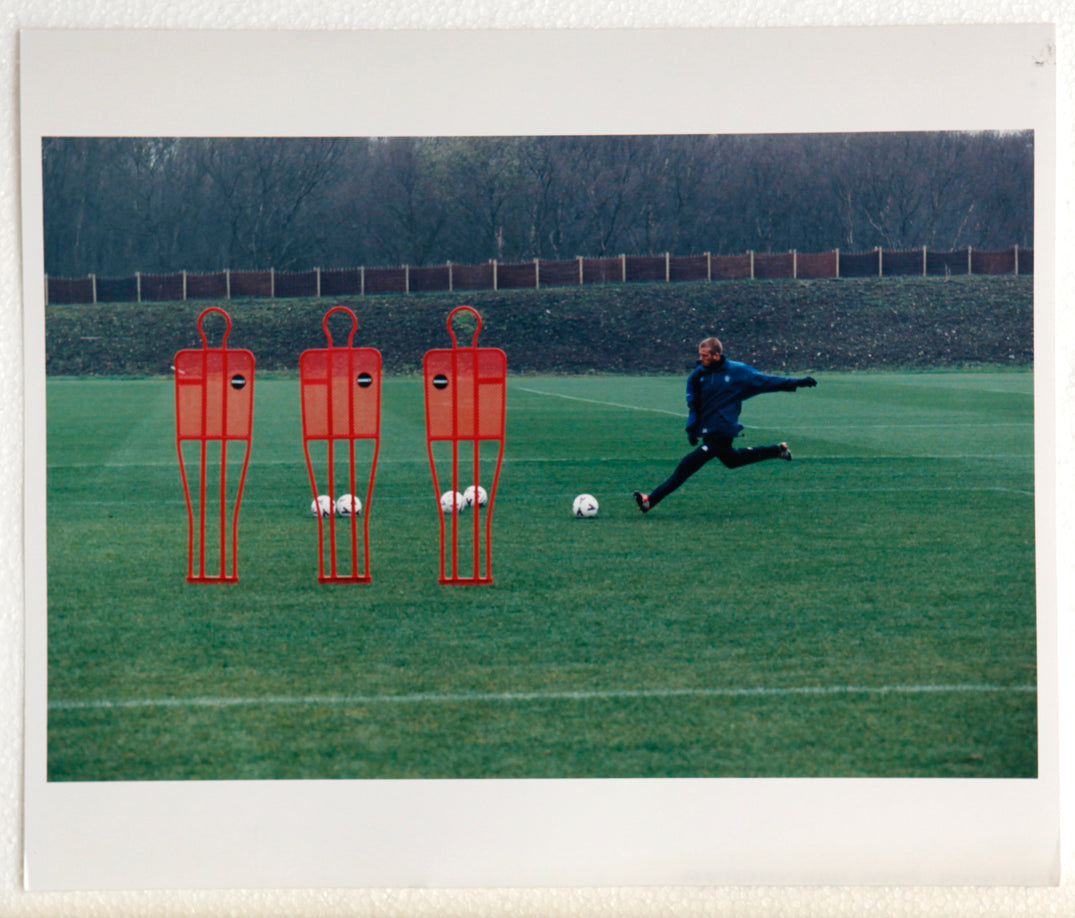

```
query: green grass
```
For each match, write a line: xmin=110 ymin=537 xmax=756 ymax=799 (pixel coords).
xmin=46 ymin=370 xmax=1037 ymax=780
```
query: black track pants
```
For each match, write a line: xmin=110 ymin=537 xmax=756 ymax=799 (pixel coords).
xmin=647 ymin=435 xmax=783 ymax=507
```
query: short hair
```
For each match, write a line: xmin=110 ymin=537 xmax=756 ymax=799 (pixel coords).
xmin=699 ymin=336 xmax=723 ymax=354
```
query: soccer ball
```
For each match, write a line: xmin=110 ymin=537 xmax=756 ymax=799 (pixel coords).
xmin=463 ymin=485 xmax=488 ymax=509
xmin=335 ymin=493 xmax=362 ymax=517
xmin=572 ymin=493 xmax=599 ymax=518
xmin=310 ymin=494 xmax=334 ymax=517
xmin=440 ymin=490 xmax=465 ymax=514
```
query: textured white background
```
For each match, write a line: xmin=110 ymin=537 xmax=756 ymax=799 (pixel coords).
xmin=3 ymin=2 xmax=1072 ymax=916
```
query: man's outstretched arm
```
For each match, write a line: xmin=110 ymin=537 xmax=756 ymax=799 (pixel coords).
xmin=747 ymin=369 xmax=818 ymax=394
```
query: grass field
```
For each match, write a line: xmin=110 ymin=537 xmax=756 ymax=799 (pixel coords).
xmin=45 ymin=369 xmax=1037 ymax=780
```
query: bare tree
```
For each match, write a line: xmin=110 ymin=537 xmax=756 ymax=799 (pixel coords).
xmin=192 ymin=138 xmax=346 ymax=269
xmin=41 ymin=131 xmax=1035 ymax=279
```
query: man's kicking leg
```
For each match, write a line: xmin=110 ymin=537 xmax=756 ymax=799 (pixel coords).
xmin=709 ymin=436 xmax=792 ymax=468
xmin=634 ymin=437 xmax=791 ymax=513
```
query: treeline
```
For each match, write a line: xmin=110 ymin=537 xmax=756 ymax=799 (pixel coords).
xmin=42 ymin=132 xmax=1034 ymax=279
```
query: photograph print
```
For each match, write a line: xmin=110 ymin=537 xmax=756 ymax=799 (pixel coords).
xmin=21 ymin=27 xmax=1058 ymax=890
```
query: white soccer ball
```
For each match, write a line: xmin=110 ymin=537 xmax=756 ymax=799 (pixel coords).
xmin=310 ymin=494 xmax=334 ymax=517
xmin=572 ymin=493 xmax=599 ymax=518
xmin=440 ymin=490 xmax=465 ymax=514
xmin=335 ymin=493 xmax=362 ymax=517
xmin=463 ymin=485 xmax=488 ymax=509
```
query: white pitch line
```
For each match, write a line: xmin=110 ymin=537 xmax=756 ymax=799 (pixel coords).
xmin=48 ymin=454 xmax=1033 ymax=475
xmin=513 ymin=386 xmax=683 ymax=416
xmin=49 ymin=683 xmax=1034 ymax=712
xmin=513 ymin=386 xmax=1032 ymax=429
xmin=747 ymin=422 xmax=1031 ymax=431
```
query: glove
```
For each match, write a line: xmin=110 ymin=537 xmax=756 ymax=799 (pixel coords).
xmin=688 ymin=433 xmax=699 ymax=446
xmin=798 ymin=376 xmax=817 ymax=388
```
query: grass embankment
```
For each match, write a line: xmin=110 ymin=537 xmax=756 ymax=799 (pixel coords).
xmin=45 ymin=275 xmax=1032 ymax=376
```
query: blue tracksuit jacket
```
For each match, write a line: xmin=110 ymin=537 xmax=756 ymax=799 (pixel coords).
xmin=686 ymin=358 xmax=799 ymax=439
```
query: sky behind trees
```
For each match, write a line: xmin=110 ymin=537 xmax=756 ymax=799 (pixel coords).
xmin=42 ymin=131 xmax=1034 ymax=279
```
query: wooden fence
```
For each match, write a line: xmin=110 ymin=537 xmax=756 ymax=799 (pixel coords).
xmin=44 ymin=245 xmax=1032 ymax=305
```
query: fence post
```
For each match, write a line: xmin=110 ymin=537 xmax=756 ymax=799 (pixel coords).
xmin=360 ymin=266 xmax=365 ymax=296
xmin=316 ymin=267 xmax=321 ymax=297
xmin=226 ymin=270 xmax=231 ymax=300
xmin=492 ymin=260 xmax=497 ymax=291
xmin=792 ymin=250 xmax=797 ymax=280
xmin=535 ymin=258 xmax=540 ymax=290
xmin=270 ymin=268 xmax=275 ymax=298
xmin=665 ymin=252 xmax=670 ymax=282
xmin=405 ymin=265 xmax=410 ymax=294
xmin=136 ymin=272 xmax=141 ymax=303
xmin=447 ymin=262 xmax=453 ymax=292
xmin=834 ymin=249 xmax=840 ymax=279
xmin=90 ymin=274 xmax=97 ymax=304
xmin=578 ymin=256 xmax=584 ymax=285
xmin=876 ymin=247 xmax=882 ymax=277
xmin=1014 ymin=245 xmax=1020 ymax=276
xmin=749 ymin=251 xmax=755 ymax=280
xmin=706 ymin=252 xmax=711 ymax=282
xmin=968 ymin=247 xmax=973 ymax=275
xmin=922 ymin=246 xmax=927 ymax=277
xmin=183 ymin=270 xmax=188 ymax=300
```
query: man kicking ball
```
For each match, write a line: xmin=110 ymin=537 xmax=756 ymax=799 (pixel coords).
xmin=633 ymin=336 xmax=816 ymax=513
